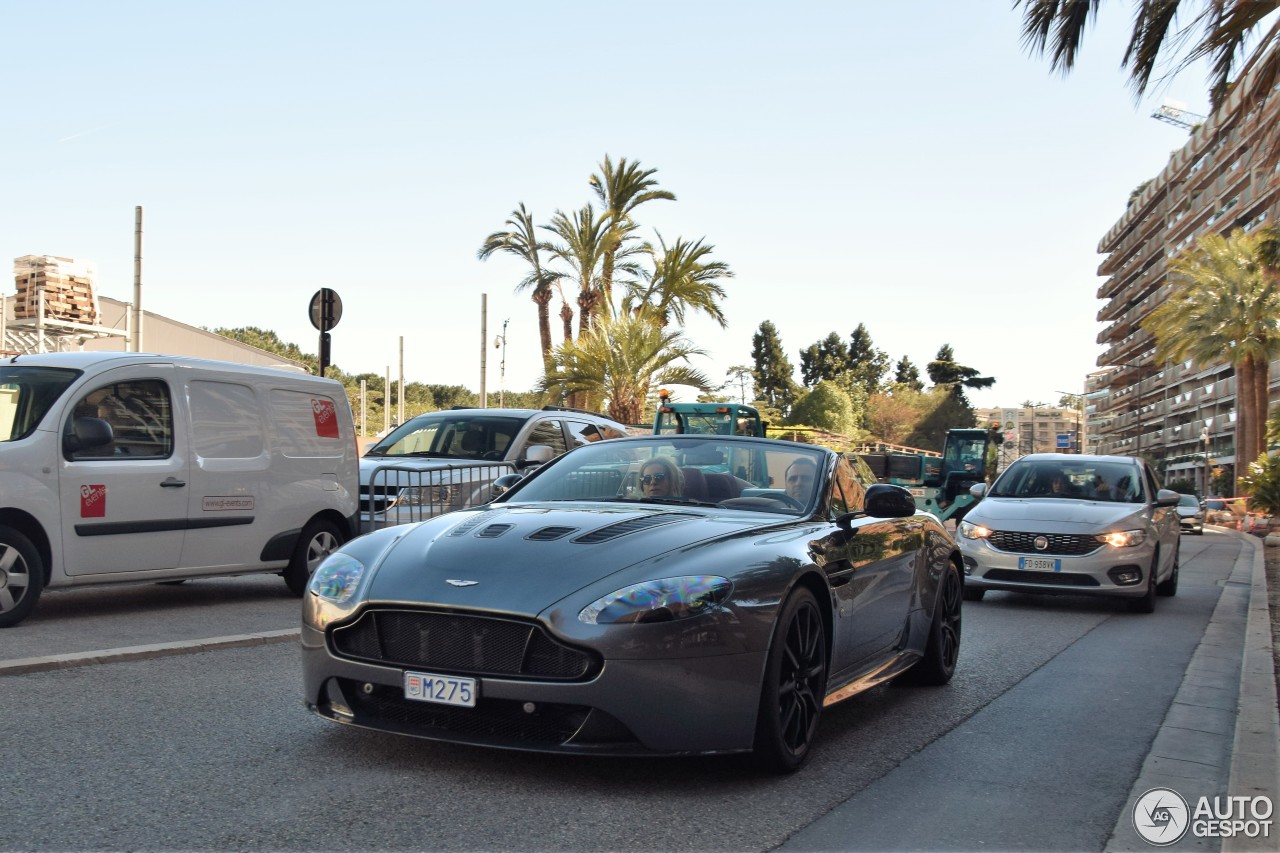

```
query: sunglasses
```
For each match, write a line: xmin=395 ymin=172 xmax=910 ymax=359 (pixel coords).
xmin=640 ymin=472 xmax=669 ymax=485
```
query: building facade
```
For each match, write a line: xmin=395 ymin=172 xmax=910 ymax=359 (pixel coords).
xmin=976 ymin=406 xmax=1082 ymax=469
xmin=1089 ymin=65 xmax=1280 ymax=496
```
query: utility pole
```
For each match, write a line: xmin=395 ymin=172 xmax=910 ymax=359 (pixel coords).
xmin=494 ymin=319 xmax=508 ymax=408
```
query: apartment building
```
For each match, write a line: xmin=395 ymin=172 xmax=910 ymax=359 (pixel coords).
xmin=975 ymin=406 xmax=1082 ymax=469
xmin=1089 ymin=64 xmax=1280 ymax=495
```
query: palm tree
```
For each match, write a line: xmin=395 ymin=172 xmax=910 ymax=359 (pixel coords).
xmin=622 ymin=234 xmax=733 ymax=328
xmin=542 ymin=205 xmax=607 ymax=339
xmin=477 ymin=203 xmax=560 ymax=372
xmin=541 ymin=309 xmax=712 ymax=424
xmin=589 ymin=155 xmax=676 ymax=316
xmin=1016 ymin=1 xmax=1280 ymax=161
xmin=1143 ymin=228 xmax=1280 ymax=493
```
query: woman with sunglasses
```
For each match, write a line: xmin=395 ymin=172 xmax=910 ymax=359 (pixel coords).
xmin=638 ymin=456 xmax=684 ymax=499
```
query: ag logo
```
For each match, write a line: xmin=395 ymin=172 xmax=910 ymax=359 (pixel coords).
xmin=1133 ymin=787 xmax=1189 ymax=845
xmin=311 ymin=398 xmax=339 ymax=438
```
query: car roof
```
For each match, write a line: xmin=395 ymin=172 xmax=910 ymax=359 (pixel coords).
xmin=404 ymin=407 xmax=626 ymax=427
xmin=1012 ymin=453 xmax=1141 ymax=465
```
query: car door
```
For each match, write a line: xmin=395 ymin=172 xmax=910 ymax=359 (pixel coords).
xmin=58 ymin=365 xmax=190 ymax=577
xmin=810 ymin=457 xmax=918 ymax=673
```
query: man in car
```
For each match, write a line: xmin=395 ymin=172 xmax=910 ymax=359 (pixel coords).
xmin=784 ymin=457 xmax=818 ymax=503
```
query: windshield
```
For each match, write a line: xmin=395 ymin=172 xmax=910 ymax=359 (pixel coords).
xmin=1178 ymin=494 xmax=1199 ymax=508
xmin=365 ymin=413 xmax=524 ymax=461
xmin=502 ymin=437 xmax=826 ymax=515
xmin=989 ymin=459 xmax=1144 ymax=502
xmin=0 ymin=366 xmax=82 ymax=442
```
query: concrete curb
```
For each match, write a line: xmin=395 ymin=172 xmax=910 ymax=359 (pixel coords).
xmin=1106 ymin=529 xmax=1279 ymax=851
xmin=1225 ymin=533 xmax=1280 ymax=852
xmin=0 ymin=628 xmax=300 ymax=676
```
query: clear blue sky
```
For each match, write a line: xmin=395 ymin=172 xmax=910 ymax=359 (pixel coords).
xmin=2 ymin=1 xmax=1212 ymax=410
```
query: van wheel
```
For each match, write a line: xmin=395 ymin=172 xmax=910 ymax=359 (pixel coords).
xmin=0 ymin=526 xmax=44 ymax=628
xmin=284 ymin=520 xmax=345 ymax=596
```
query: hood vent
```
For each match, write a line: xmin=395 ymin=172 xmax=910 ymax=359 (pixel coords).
xmin=448 ymin=511 xmax=498 ymax=537
xmin=572 ymin=512 xmax=696 ymax=545
xmin=527 ymin=526 xmax=577 ymax=541
xmin=476 ymin=523 xmax=514 ymax=539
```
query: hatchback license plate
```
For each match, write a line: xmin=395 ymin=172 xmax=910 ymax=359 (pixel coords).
xmin=1019 ymin=556 xmax=1060 ymax=572
xmin=404 ymin=671 xmax=477 ymax=708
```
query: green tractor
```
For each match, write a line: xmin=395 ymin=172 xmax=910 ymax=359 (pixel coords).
xmin=652 ymin=390 xmax=767 ymax=437
xmin=856 ymin=425 xmax=1002 ymax=523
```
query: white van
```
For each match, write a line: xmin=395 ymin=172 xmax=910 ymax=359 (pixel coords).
xmin=0 ymin=352 xmax=360 ymax=627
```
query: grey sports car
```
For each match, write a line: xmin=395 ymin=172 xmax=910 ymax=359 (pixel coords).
xmin=302 ymin=434 xmax=963 ymax=772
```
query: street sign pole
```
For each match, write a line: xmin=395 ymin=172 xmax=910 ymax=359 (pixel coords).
xmin=308 ymin=289 xmax=343 ymax=377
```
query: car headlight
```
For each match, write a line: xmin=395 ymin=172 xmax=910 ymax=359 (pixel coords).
xmin=392 ymin=484 xmax=456 ymax=507
xmin=1097 ymin=529 xmax=1146 ymax=548
xmin=959 ymin=520 xmax=992 ymax=540
xmin=579 ymin=575 xmax=733 ymax=625
xmin=308 ymin=553 xmax=366 ymax=604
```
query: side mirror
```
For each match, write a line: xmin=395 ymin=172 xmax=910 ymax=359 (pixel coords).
xmin=63 ymin=416 xmax=113 ymax=454
xmin=520 ymin=445 xmax=555 ymax=468
xmin=970 ymin=482 xmax=987 ymax=499
xmin=1155 ymin=488 xmax=1181 ymax=507
xmin=489 ymin=473 xmax=524 ymax=499
xmin=864 ymin=483 xmax=917 ymax=519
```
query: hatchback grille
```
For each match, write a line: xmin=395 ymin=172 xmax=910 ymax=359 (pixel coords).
xmin=330 ymin=608 xmax=598 ymax=681
xmin=988 ymin=531 xmax=1101 ymax=556
xmin=983 ymin=569 xmax=1101 ymax=587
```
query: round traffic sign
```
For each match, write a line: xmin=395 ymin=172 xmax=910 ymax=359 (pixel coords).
xmin=309 ymin=289 xmax=343 ymax=331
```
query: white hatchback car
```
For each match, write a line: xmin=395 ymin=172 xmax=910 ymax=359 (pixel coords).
xmin=958 ymin=454 xmax=1181 ymax=613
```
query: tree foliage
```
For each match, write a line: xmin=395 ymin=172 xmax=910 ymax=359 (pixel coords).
xmin=788 ymin=381 xmax=857 ymax=436
xmin=751 ymin=320 xmax=800 ymax=412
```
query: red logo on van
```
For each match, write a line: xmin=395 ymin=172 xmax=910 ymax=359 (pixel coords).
xmin=311 ymin=399 xmax=339 ymax=438
xmin=81 ymin=484 xmax=107 ymax=518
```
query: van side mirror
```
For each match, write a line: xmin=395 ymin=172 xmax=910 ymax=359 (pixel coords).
xmin=520 ymin=445 xmax=555 ymax=469
xmin=64 ymin=417 xmax=113 ymax=454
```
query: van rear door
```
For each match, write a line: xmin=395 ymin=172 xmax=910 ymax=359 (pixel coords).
xmin=58 ymin=364 xmax=190 ymax=577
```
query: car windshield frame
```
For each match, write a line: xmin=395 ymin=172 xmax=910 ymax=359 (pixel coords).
xmin=988 ymin=458 xmax=1145 ymax=503
xmin=498 ymin=437 xmax=828 ymax=516
xmin=0 ymin=365 xmax=83 ymax=442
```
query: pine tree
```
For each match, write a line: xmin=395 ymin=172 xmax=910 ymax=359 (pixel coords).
xmin=751 ymin=321 xmax=799 ymax=412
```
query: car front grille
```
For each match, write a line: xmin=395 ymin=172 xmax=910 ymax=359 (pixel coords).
xmin=337 ymin=678 xmax=592 ymax=746
xmin=982 ymin=569 xmax=1101 ymax=586
xmin=330 ymin=608 xmax=599 ymax=681
xmin=988 ymin=531 xmax=1101 ymax=556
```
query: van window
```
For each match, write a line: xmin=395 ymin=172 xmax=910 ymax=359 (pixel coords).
xmin=68 ymin=379 xmax=173 ymax=460
xmin=0 ymin=366 xmax=81 ymax=442
xmin=190 ymin=380 xmax=265 ymax=458
xmin=271 ymin=389 xmax=346 ymax=458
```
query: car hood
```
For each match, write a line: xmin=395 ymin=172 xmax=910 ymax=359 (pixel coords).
xmin=968 ymin=497 xmax=1150 ymax=530
xmin=361 ymin=503 xmax=780 ymax=615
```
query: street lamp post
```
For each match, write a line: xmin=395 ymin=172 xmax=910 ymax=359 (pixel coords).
xmin=1201 ymin=426 xmax=1211 ymax=496
xmin=1054 ymin=391 xmax=1084 ymax=453
xmin=493 ymin=319 xmax=508 ymax=408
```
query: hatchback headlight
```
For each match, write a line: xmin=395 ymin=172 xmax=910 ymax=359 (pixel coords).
xmin=959 ymin=520 xmax=992 ymax=540
xmin=579 ymin=576 xmax=733 ymax=625
xmin=1097 ymin=529 xmax=1146 ymax=548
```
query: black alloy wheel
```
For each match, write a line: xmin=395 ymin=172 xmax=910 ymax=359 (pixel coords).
xmin=284 ymin=519 xmax=345 ymax=596
xmin=900 ymin=563 xmax=962 ymax=686
xmin=752 ymin=587 xmax=827 ymax=773
xmin=0 ymin=525 xmax=44 ymax=628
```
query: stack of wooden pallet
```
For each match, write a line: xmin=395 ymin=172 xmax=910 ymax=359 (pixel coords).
xmin=12 ymin=255 xmax=100 ymax=325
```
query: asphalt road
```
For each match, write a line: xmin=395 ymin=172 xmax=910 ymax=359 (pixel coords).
xmin=0 ymin=533 xmax=1254 ymax=852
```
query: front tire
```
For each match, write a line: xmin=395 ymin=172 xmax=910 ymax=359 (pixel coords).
xmin=0 ymin=525 xmax=44 ymax=628
xmin=752 ymin=587 xmax=827 ymax=773
xmin=1157 ymin=543 xmax=1179 ymax=597
xmin=283 ymin=519 xmax=345 ymax=596
xmin=900 ymin=562 xmax=962 ymax=686
xmin=1128 ymin=552 xmax=1159 ymax=613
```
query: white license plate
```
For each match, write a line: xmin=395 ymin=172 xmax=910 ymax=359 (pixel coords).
xmin=404 ymin=670 xmax=477 ymax=708
xmin=1019 ymin=556 xmax=1061 ymax=572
